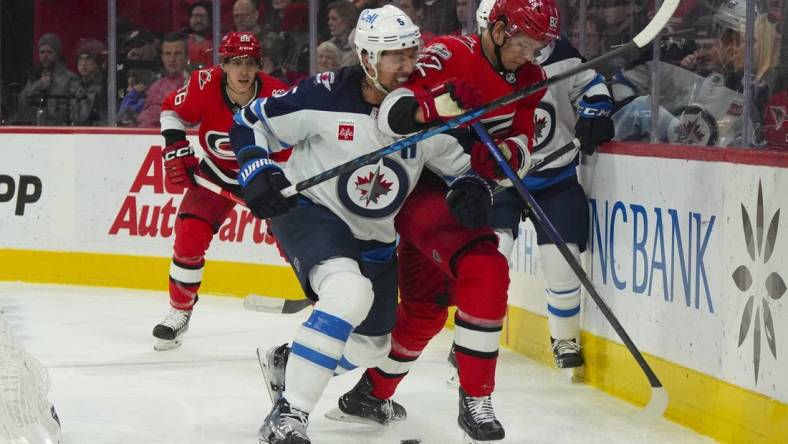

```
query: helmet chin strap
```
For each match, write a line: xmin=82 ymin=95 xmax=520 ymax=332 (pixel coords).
xmin=484 ymin=27 xmax=507 ymax=73
xmin=360 ymin=58 xmax=390 ymax=94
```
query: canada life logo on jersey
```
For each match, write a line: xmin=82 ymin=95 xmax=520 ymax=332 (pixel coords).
xmin=338 ymin=120 xmax=355 ymax=141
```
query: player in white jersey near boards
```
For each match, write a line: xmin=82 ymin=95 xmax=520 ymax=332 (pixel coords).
xmin=228 ymin=6 xmax=488 ymax=443
xmin=470 ymin=0 xmax=614 ymax=369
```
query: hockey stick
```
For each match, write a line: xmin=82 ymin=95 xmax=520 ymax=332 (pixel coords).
xmin=193 ymin=175 xmax=247 ymax=207
xmin=276 ymin=0 xmax=678 ymax=199
xmin=471 ymin=122 xmax=669 ymax=417
xmin=240 ymin=138 xmax=580 ymax=314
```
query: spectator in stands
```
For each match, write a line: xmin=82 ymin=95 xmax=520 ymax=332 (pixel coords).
xmin=456 ymin=0 xmax=471 ymax=34
xmin=74 ymin=39 xmax=107 ymax=126
xmin=121 ymin=28 xmax=159 ymax=62
xmin=266 ymin=0 xmax=291 ymax=34
xmin=117 ymin=69 xmax=155 ymax=126
xmin=397 ymin=0 xmax=436 ymax=43
xmin=16 ymin=33 xmax=82 ymax=126
xmin=136 ymin=32 xmax=189 ymax=128
xmin=569 ymin=12 xmax=606 ymax=60
xmin=325 ymin=0 xmax=359 ymax=66
xmin=591 ymin=0 xmax=645 ymax=49
xmin=316 ymin=40 xmax=341 ymax=72
xmin=185 ymin=1 xmax=213 ymax=68
xmin=279 ymin=2 xmax=310 ymax=83
xmin=234 ymin=0 xmax=263 ymax=37
xmin=422 ymin=0 xmax=461 ymax=35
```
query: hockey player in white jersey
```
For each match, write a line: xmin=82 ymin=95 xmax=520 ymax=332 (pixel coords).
xmin=472 ymin=0 xmax=614 ymax=369
xmin=229 ymin=5 xmax=486 ymax=443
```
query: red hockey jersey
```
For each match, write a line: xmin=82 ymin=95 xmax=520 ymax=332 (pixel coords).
xmin=160 ymin=66 xmax=289 ymax=184
xmin=381 ymin=34 xmax=547 ymax=150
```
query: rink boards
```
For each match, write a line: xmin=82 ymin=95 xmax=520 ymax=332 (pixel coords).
xmin=1 ymin=130 xmax=787 ymax=443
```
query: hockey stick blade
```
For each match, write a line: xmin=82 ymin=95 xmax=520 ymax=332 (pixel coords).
xmin=243 ymin=294 xmax=313 ymax=314
xmin=277 ymin=0 xmax=678 ymax=199
xmin=471 ymin=122 xmax=668 ymax=417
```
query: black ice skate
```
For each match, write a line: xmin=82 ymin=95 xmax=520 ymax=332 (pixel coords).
xmin=258 ymin=343 xmax=290 ymax=403
xmin=457 ymin=388 xmax=504 ymax=443
xmin=447 ymin=346 xmax=459 ymax=387
xmin=152 ymin=308 xmax=191 ymax=351
xmin=325 ymin=373 xmax=407 ymax=425
xmin=258 ymin=397 xmax=310 ymax=444
xmin=550 ymin=337 xmax=584 ymax=368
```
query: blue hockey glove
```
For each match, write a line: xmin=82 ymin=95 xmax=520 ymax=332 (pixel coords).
xmin=237 ymin=148 xmax=296 ymax=219
xmin=575 ymin=95 xmax=615 ymax=155
xmin=445 ymin=176 xmax=493 ymax=229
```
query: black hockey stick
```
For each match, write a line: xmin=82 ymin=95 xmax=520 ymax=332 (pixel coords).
xmin=277 ymin=0 xmax=679 ymax=199
xmin=471 ymin=122 xmax=669 ymax=417
xmin=240 ymin=138 xmax=580 ymax=314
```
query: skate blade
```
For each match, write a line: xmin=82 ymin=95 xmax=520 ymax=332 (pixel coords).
xmin=463 ymin=432 xmax=502 ymax=444
xmin=153 ymin=338 xmax=183 ymax=351
xmin=446 ymin=368 xmax=459 ymax=388
xmin=257 ymin=347 xmax=282 ymax=404
xmin=324 ymin=407 xmax=384 ymax=426
xmin=564 ymin=365 xmax=584 ymax=383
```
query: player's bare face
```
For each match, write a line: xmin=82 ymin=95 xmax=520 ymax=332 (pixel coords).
xmin=375 ymin=47 xmax=419 ymax=91
xmin=500 ymin=33 xmax=548 ymax=70
xmin=223 ymin=57 xmax=260 ymax=94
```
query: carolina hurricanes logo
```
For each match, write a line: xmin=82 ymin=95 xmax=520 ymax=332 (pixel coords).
xmin=198 ymin=70 xmax=212 ymax=90
xmin=205 ymin=131 xmax=235 ymax=159
xmin=337 ymin=157 xmax=409 ymax=218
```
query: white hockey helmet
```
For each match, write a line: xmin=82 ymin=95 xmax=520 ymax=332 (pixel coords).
xmin=712 ymin=0 xmax=757 ymax=36
xmin=476 ymin=0 xmax=496 ymax=33
xmin=354 ymin=5 xmax=421 ymax=66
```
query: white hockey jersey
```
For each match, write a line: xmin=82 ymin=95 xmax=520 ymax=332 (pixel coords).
xmin=529 ymin=38 xmax=609 ymax=189
xmin=233 ymin=66 xmax=471 ymax=243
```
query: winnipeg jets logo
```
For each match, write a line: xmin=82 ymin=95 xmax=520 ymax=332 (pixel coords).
xmin=337 ymin=157 xmax=409 ymax=218
xmin=770 ymin=105 xmax=787 ymax=130
xmin=355 ymin=161 xmax=394 ymax=206
xmin=316 ymin=71 xmax=335 ymax=91
xmin=532 ymin=102 xmax=556 ymax=151
xmin=668 ymin=105 xmax=717 ymax=146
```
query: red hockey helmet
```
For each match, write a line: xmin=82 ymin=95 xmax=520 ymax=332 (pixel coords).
xmin=219 ymin=32 xmax=262 ymax=60
xmin=488 ymin=0 xmax=560 ymax=42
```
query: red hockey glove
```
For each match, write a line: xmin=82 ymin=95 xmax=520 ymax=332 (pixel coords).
xmin=414 ymin=79 xmax=482 ymax=123
xmin=162 ymin=140 xmax=198 ymax=189
xmin=470 ymin=137 xmax=530 ymax=184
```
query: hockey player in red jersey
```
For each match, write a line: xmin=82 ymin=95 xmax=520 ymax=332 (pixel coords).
xmin=326 ymin=0 xmax=561 ymax=441
xmin=151 ymin=32 xmax=289 ymax=351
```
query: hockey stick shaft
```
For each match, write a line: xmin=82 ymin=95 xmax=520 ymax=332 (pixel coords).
xmin=241 ymin=138 xmax=579 ymax=314
xmin=193 ymin=175 xmax=247 ymax=207
xmin=472 ymin=122 xmax=668 ymax=415
xmin=278 ymin=0 xmax=678 ymax=199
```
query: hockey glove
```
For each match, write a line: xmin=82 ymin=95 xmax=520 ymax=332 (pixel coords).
xmin=470 ymin=137 xmax=531 ymax=186
xmin=575 ymin=95 xmax=615 ymax=155
xmin=414 ymin=79 xmax=482 ymax=123
xmin=446 ymin=176 xmax=493 ymax=229
xmin=237 ymin=152 xmax=296 ymax=220
xmin=162 ymin=140 xmax=198 ymax=189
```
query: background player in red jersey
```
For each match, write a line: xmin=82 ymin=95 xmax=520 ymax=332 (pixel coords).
xmin=151 ymin=32 xmax=289 ymax=351
xmin=331 ymin=0 xmax=561 ymax=441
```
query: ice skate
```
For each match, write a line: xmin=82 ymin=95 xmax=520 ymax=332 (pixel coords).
xmin=258 ymin=343 xmax=289 ymax=403
xmin=550 ymin=337 xmax=583 ymax=369
xmin=152 ymin=307 xmax=191 ymax=351
xmin=325 ymin=374 xmax=406 ymax=426
xmin=258 ymin=397 xmax=310 ymax=444
xmin=446 ymin=346 xmax=459 ymax=387
xmin=458 ymin=388 xmax=504 ymax=443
